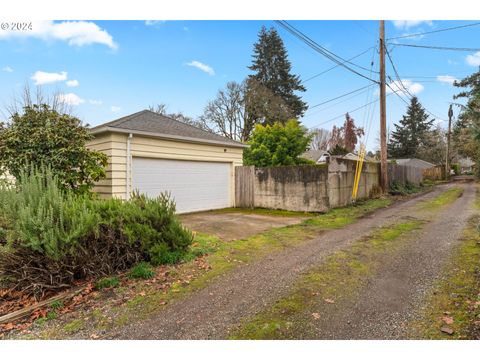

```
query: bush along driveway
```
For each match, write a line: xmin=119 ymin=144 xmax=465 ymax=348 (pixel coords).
xmin=5 ymin=182 xmax=461 ymax=340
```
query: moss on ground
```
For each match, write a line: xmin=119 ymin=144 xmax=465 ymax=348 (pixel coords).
xmin=207 ymin=207 xmax=317 ymax=218
xmin=230 ymin=220 xmax=424 ymax=339
xmin=416 ymin=187 xmax=463 ymax=211
xmin=408 ymin=214 xmax=480 ymax=339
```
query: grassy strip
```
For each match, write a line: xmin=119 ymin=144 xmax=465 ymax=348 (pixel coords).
xmin=230 ymin=220 xmax=424 ymax=339
xmin=416 ymin=186 xmax=463 ymax=211
xmin=408 ymin=216 xmax=480 ymax=339
xmin=205 ymin=207 xmax=318 ymax=218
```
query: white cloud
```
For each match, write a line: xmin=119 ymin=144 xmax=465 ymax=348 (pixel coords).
xmin=111 ymin=106 xmax=121 ymax=112
xmin=56 ymin=93 xmax=84 ymax=106
xmin=466 ymin=51 xmax=480 ymax=66
xmin=186 ymin=60 xmax=215 ymax=76
xmin=89 ymin=99 xmax=103 ymax=105
xmin=386 ymin=79 xmax=424 ymax=95
xmin=66 ymin=79 xmax=79 ymax=87
xmin=2 ymin=66 xmax=13 ymax=72
xmin=145 ymin=20 xmax=166 ymax=26
xmin=392 ymin=20 xmax=433 ymax=29
xmin=31 ymin=70 xmax=67 ymax=85
xmin=0 ymin=21 xmax=117 ymax=49
xmin=436 ymin=75 xmax=458 ymax=85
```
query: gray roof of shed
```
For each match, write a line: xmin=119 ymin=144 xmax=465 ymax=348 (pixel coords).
xmin=392 ymin=158 xmax=435 ymax=169
xmin=302 ymin=149 xmax=330 ymax=162
xmin=90 ymin=110 xmax=247 ymax=148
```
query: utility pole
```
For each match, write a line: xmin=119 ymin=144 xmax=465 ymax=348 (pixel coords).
xmin=379 ymin=20 xmax=388 ymax=192
xmin=446 ymin=104 xmax=453 ymax=179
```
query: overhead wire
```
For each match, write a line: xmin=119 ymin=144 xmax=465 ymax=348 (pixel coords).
xmin=387 ymin=21 xmax=480 ymax=40
xmin=275 ymin=20 xmax=380 ymax=84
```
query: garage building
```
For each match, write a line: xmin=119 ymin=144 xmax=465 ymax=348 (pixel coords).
xmin=87 ymin=110 xmax=246 ymax=213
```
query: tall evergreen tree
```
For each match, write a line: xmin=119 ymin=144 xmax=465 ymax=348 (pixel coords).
xmin=387 ymin=96 xmax=435 ymax=159
xmin=247 ymin=26 xmax=307 ymax=125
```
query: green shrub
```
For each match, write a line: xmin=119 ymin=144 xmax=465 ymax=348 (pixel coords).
xmin=129 ymin=262 xmax=155 ymax=279
xmin=0 ymin=166 xmax=193 ymax=297
xmin=95 ymin=277 xmax=120 ymax=290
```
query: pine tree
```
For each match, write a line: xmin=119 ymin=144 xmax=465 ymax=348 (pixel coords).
xmin=247 ymin=26 xmax=307 ymax=124
xmin=387 ymin=96 xmax=435 ymax=159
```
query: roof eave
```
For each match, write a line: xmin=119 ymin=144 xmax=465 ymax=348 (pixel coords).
xmin=90 ymin=126 xmax=249 ymax=149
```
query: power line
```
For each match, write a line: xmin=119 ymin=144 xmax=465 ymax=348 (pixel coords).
xmin=385 ymin=46 xmax=448 ymax=122
xmin=391 ymin=43 xmax=480 ymax=52
xmin=302 ymin=46 xmax=375 ymax=83
xmin=309 ymin=84 xmax=375 ymax=109
xmin=303 ymin=85 xmax=375 ymax=119
xmin=308 ymin=94 xmax=395 ymax=129
xmin=387 ymin=21 xmax=480 ymax=40
xmin=275 ymin=20 xmax=379 ymax=84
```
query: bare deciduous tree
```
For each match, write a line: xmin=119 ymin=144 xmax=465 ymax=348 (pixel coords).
xmin=148 ymin=103 xmax=209 ymax=130
xmin=199 ymin=81 xmax=246 ymax=142
xmin=309 ymin=128 xmax=331 ymax=150
xmin=3 ymin=83 xmax=73 ymax=120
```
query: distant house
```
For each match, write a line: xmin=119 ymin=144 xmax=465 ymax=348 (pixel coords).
xmin=334 ymin=152 xmax=378 ymax=162
xmin=458 ymin=157 xmax=475 ymax=173
xmin=302 ymin=149 xmax=330 ymax=164
xmin=390 ymin=158 xmax=435 ymax=169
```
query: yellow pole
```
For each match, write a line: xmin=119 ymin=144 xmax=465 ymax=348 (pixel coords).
xmin=352 ymin=144 xmax=366 ymax=201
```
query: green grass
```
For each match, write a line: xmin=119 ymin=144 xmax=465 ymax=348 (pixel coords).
xmin=129 ymin=262 xmax=155 ymax=279
xmin=231 ymin=220 xmax=424 ymax=339
xmin=206 ymin=207 xmax=317 ymax=218
xmin=95 ymin=276 xmax=120 ymax=290
xmin=408 ymin=208 xmax=480 ymax=338
xmin=63 ymin=319 xmax=85 ymax=334
xmin=416 ymin=187 xmax=463 ymax=211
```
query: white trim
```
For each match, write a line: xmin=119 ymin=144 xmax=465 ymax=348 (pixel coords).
xmin=126 ymin=133 xmax=133 ymax=200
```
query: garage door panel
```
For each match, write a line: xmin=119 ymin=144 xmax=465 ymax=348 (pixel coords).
xmin=132 ymin=158 xmax=231 ymax=213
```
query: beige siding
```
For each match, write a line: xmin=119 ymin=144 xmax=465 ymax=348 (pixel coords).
xmin=87 ymin=131 xmax=244 ymax=204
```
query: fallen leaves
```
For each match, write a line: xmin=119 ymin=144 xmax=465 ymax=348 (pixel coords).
xmin=311 ymin=313 xmax=321 ymax=320
xmin=324 ymin=298 xmax=335 ymax=304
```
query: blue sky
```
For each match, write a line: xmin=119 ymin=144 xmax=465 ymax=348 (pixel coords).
xmin=1 ymin=20 xmax=479 ymax=151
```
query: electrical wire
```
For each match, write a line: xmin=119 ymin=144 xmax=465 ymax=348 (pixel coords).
xmin=308 ymin=84 xmax=375 ymax=110
xmin=387 ymin=21 xmax=480 ymax=40
xmin=391 ymin=43 xmax=480 ymax=52
xmin=302 ymin=46 xmax=375 ymax=83
xmin=275 ymin=20 xmax=380 ymax=84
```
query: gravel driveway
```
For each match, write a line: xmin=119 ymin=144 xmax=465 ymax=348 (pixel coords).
xmin=109 ymin=183 xmax=470 ymax=339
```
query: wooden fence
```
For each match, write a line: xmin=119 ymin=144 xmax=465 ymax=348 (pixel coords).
xmin=387 ymin=164 xmax=424 ymax=185
xmin=423 ymin=165 xmax=445 ymax=181
xmin=235 ymin=166 xmax=255 ymax=208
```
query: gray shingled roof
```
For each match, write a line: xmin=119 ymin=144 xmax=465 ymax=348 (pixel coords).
xmin=392 ymin=158 xmax=435 ymax=169
xmin=302 ymin=149 xmax=330 ymax=162
xmin=90 ymin=110 xmax=247 ymax=148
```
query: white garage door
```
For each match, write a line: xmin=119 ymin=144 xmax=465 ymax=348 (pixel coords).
xmin=132 ymin=157 xmax=231 ymax=214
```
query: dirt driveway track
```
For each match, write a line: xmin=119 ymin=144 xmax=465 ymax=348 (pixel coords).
xmin=111 ymin=182 xmax=475 ymax=339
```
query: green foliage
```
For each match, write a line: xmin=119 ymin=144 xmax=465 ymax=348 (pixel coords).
xmin=95 ymin=277 xmax=120 ymax=290
xmin=0 ymin=104 xmax=108 ymax=195
xmin=129 ymin=262 xmax=155 ymax=279
xmin=0 ymin=167 xmax=193 ymax=296
xmin=451 ymin=163 xmax=460 ymax=175
xmin=388 ymin=96 xmax=435 ymax=159
xmin=247 ymin=26 xmax=307 ymax=124
xmin=50 ymin=300 xmax=64 ymax=310
xmin=243 ymin=119 xmax=313 ymax=167
xmin=329 ymin=144 xmax=349 ymax=156
xmin=389 ymin=181 xmax=422 ymax=195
